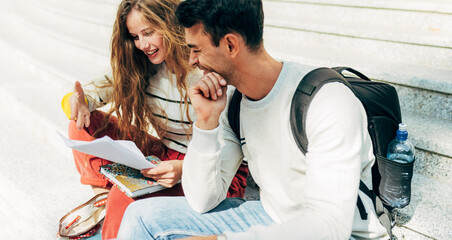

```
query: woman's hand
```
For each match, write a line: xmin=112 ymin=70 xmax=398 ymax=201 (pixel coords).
xmin=141 ymin=160 xmax=183 ymax=188
xmin=70 ymin=81 xmax=91 ymax=130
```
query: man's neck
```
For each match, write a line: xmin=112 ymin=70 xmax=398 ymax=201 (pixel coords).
xmin=233 ymin=49 xmax=283 ymax=101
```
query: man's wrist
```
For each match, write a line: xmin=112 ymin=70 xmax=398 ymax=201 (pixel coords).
xmin=216 ymin=234 xmax=227 ymax=240
xmin=194 ymin=117 xmax=220 ymax=130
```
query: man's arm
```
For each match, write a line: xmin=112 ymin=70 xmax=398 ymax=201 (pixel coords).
xmin=182 ymin=74 xmax=244 ymax=213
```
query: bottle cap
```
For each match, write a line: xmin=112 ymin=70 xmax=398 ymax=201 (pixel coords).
xmin=396 ymin=123 xmax=408 ymax=141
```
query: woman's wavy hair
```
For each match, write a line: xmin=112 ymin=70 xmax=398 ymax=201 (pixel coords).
xmin=97 ymin=0 xmax=191 ymax=156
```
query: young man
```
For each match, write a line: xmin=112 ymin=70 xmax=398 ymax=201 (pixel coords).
xmin=117 ymin=0 xmax=389 ymax=239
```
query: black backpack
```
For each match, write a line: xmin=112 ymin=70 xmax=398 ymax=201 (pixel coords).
xmin=228 ymin=67 xmax=415 ymax=238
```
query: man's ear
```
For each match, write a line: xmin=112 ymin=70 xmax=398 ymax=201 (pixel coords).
xmin=223 ymin=33 xmax=240 ymax=58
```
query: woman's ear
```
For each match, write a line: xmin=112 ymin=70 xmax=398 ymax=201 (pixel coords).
xmin=223 ymin=33 xmax=240 ymax=58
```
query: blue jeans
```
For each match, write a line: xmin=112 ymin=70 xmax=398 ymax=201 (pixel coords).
xmin=117 ymin=197 xmax=274 ymax=240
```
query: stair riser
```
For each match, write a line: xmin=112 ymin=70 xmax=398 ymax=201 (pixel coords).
xmin=392 ymin=173 xmax=451 ymax=240
xmin=17 ymin=0 xmax=117 ymax=26
xmin=264 ymin=27 xmax=452 ymax=70
xmin=14 ymin=0 xmax=452 ymax=72
xmin=395 ymin=85 xmax=451 ymax=121
xmin=414 ymin=149 xmax=452 ymax=185
xmin=263 ymin=1 xmax=452 ymax=36
xmin=12 ymin=0 xmax=113 ymax=56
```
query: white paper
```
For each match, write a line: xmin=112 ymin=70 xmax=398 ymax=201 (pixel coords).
xmin=57 ymin=132 xmax=157 ymax=170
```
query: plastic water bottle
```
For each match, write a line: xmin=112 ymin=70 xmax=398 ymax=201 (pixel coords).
xmin=387 ymin=123 xmax=415 ymax=164
xmin=383 ymin=123 xmax=415 ymax=208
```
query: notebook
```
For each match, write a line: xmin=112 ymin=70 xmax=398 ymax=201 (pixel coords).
xmin=100 ymin=156 xmax=167 ymax=198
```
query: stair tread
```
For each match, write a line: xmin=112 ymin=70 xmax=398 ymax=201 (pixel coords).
xmin=404 ymin=112 xmax=452 ymax=157
xmin=0 ymin=12 xmax=110 ymax=84
xmin=264 ymin=27 xmax=452 ymax=94
xmin=13 ymin=0 xmax=113 ymax=57
xmin=8 ymin=0 xmax=452 ymax=95
xmin=392 ymin=173 xmax=452 ymax=240
xmin=264 ymin=1 xmax=452 ymax=47
xmin=23 ymin=0 xmax=119 ymax=26
xmin=273 ymin=0 xmax=452 ymax=13
xmin=0 ymin=56 xmax=93 ymax=240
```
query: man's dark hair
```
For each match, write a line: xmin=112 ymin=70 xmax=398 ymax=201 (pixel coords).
xmin=176 ymin=0 xmax=264 ymax=52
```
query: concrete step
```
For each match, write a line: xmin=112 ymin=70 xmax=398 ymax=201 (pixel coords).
xmin=403 ymin=111 xmax=452 ymax=185
xmin=269 ymin=0 xmax=452 ymax=14
xmin=11 ymin=0 xmax=112 ymax=57
xmin=394 ymin=84 xmax=451 ymax=122
xmin=0 ymin=10 xmax=110 ymax=86
xmin=262 ymin=23 xmax=452 ymax=94
xmin=11 ymin=0 xmax=452 ymax=118
xmin=392 ymin=173 xmax=452 ymax=240
xmin=264 ymin=27 xmax=452 ymax=97
xmin=261 ymin=0 xmax=452 ymax=177
xmin=262 ymin=0 xmax=452 ymax=120
xmin=0 ymin=49 xmax=93 ymax=240
xmin=11 ymin=0 xmax=117 ymax=57
xmin=263 ymin=0 xmax=452 ymax=45
xmin=5 ymin=0 xmax=450 ymax=172
xmin=262 ymin=27 xmax=451 ymax=117
xmin=21 ymin=0 xmax=119 ymax=26
xmin=262 ymin=25 xmax=452 ymax=73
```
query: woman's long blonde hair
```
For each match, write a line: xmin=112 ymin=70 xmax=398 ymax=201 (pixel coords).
xmin=98 ymin=0 xmax=191 ymax=156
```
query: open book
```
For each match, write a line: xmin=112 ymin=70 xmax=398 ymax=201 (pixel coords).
xmin=58 ymin=132 xmax=170 ymax=197
xmin=100 ymin=156 xmax=166 ymax=198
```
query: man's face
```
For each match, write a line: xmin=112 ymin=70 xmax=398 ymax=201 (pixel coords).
xmin=185 ymin=23 xmax=233 ymax=80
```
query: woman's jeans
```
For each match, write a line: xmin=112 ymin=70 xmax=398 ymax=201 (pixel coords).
xmin=117 ymin=197 xmax=274 ymax=240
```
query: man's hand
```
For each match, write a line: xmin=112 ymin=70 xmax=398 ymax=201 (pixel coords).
xmin=141 ymin=160 xmax=183 ymax=188
xmin=182 ymin=235 xmax=217 ymax=240
xmin=188 ymin=72 xmax=228 ymax=130
xmin=70 ymin=81 xmax=91 ymax=130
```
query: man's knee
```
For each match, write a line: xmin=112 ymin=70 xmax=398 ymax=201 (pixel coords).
xmin=119 ymin=197 xmax=189 ymax=239
xmin=121 ymin=197 xmax=188 ymax=226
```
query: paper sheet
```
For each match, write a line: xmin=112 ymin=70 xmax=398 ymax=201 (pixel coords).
xmin=58 ymin=132 xmax=157 ymax=170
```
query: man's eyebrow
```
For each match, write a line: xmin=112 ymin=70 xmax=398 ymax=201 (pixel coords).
xmin=187 ymin=44 xmax=197 ymax=48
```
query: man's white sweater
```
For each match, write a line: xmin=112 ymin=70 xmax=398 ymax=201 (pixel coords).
xmin=182 ymin=62 xmax=389 ymax=239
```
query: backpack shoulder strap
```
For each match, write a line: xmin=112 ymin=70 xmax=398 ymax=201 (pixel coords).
xmin=228 ymin=89 xmax=242 ymax=140
xmin=290 ymin=67 xmax=351 ymax=154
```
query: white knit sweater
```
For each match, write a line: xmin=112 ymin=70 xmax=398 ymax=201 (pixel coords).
xmin=182 ymin=62 xmax=389 ymax=240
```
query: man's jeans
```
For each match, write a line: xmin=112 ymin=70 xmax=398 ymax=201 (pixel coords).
xmin=117 ymin=197 xmax=274 ymax=240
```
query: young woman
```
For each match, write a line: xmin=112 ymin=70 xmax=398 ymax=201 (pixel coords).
xmin=61 ymin=0 xmax=248 ymax=239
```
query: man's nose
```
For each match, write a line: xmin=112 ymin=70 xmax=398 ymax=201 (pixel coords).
xmin=188 ymin=53 xmax=198 ymax=67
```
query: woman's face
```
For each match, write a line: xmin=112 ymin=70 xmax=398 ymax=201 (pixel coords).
xmin=126 ymin=8 xmax=166 ymax=65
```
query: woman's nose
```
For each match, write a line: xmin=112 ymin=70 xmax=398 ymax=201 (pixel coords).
xmin=139 ymin=39 xmax=150 ymax=50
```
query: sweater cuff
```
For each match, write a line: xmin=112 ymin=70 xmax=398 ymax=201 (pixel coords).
xmin=189 ymin=122 xmax=220 ymax=154
xmin=225 ymin=231 xmax=258 ymax=240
